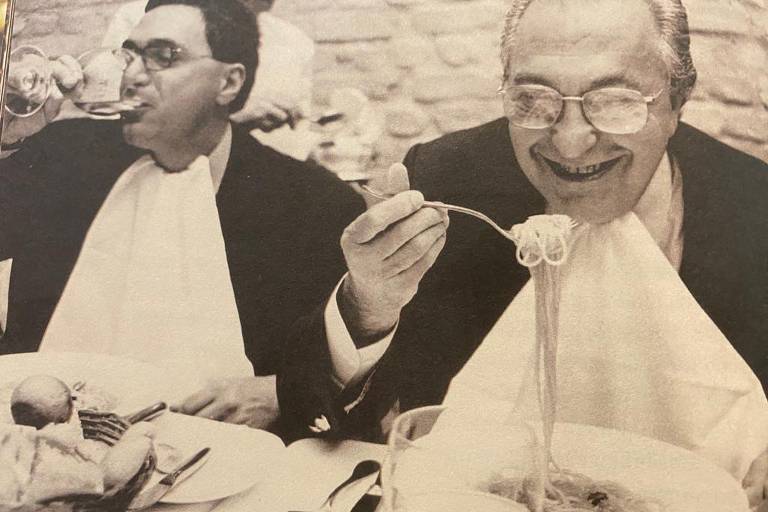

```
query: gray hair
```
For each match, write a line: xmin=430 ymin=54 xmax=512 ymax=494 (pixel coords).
xmin=500 ymin=0 xmax=697 ymax=108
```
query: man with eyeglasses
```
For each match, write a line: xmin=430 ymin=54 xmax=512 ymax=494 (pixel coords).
xmin=0 ymin=0 xmax=363 ymax=432
xmin=279 ymin=0 xmax=768 ymax=497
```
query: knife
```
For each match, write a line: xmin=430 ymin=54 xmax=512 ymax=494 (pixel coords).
xmin=128 ymin=446 xmax=211 ymax=510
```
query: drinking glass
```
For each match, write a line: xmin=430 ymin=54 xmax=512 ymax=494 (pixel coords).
xmin=4 ymin=46 xmax=134 ymax=118
xmin=382 ymin=405 xmax=540 ymax=512
xmin=4 ymin=45 xmax=50 ymax=117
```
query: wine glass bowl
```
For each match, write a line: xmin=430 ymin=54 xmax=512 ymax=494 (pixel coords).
xmin=4 ymin=45 xmax=51 ymax=118
xmin=3 ymin=46 xmax=136 ymax=119
xmin=382 ymin=406 xmax=538 ymax=512
xmin=74 ymin=48 xmax=135 ymax=117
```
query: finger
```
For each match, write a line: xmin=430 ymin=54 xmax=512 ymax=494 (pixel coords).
xmin=195 ymin=400 xmax=236 ymax=421
xmin=373 ymin=207 xmax=446 ymax=260
xmin=175 ymin=389 xmax=217 ymax=415
xmin=394 ymin=231 xmax=446 ymax=284
xmin=343 ymin=190 xmax=424 ymax=245
xmin=383 ymin=223 xmax=447 ymax=277
xmin=383 ymin=163 xmax=410 ymax=195
xmin=438 ymin=207 xmax=450 ymax=228
xmin=50 ymin=55 xmax=83 ymax=90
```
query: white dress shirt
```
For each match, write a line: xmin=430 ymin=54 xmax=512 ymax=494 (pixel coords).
xmin=324 ymin=152 xmax=685 ymax=389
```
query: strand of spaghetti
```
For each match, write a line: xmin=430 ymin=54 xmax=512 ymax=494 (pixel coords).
xmin=509 ymin=215 xmax=575 ymax=512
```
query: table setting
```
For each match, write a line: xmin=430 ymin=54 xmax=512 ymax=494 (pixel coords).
xmin=0 ymin=350 xmax=758 ymax=512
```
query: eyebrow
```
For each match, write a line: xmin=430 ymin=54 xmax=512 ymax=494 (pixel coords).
xmin=511 ymin=72 xmax=645 ymax=92
xmin=122 ymin=38 xmax=180 ymax=50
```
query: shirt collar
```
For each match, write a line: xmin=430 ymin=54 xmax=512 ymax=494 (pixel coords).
xmin=632 ymin=151 xmax=684 ymax=270
xmin=209 ymin=123 xmax=232 ymax=194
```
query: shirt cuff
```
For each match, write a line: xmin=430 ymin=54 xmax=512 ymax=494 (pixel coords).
xmin=324 ymin=274 xmax=396 ymax=388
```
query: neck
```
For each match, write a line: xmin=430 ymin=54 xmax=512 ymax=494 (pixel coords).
xmin=152 ymin=117 xmax=229 ymax=172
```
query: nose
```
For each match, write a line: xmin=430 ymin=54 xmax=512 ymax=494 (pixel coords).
xmin=120 ymin=56 xmax=151 ymax=97
xmin=550 ymin=100 xmax=598 ymax=160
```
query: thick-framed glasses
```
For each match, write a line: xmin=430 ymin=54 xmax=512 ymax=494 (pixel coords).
xmin=498 ymin=83 xmax=664 ymax=135
xmin=116 ymin=44 xmax=212 ymax=72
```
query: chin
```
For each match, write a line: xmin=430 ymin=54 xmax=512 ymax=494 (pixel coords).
xmin=555 ymin=200 xmax=633 ymax=225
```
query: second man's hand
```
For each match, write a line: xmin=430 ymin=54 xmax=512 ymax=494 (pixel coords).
xmin=339 ymin=163 xmax=449 ymax=345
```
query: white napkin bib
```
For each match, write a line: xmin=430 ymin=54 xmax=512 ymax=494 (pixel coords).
xmin=41 ymin=154 xmax=254 ymax=381
xmin=444 ymin=213 xmax=768 ymax=480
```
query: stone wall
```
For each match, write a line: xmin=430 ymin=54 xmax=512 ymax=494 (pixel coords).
xmin=10 ymin=0 xmax=768 ymax=171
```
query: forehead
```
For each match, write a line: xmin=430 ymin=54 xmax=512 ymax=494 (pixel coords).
xmin=128 ymin=5 xmax=210 ymax=52
xmin=508 ymin=0 xmax=667 ymax=91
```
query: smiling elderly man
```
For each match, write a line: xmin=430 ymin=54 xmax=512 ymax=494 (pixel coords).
xmin=279 ymin=0 xmax=768 ymax=473
xmin=0 ymin=0 xmax=363 ymax=431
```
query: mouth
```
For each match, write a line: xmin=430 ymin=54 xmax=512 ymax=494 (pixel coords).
xmin=119 ymin=99 xmax=151 ymax=121
xmin=539 ymin=154 xmax=624 ymax=182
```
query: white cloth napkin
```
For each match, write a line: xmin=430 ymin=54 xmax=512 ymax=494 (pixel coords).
xmin=444 ymin=212 xmax=768 ymax=480
xmin=40 ymin=155 xmax=253 ymax=381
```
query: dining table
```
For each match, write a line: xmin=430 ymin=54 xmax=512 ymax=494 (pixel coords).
xmin=148 ymin=438 xmax=387 ymax=512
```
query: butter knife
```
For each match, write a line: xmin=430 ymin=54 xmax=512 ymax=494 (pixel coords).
xmin=128 ymin=446 xmax=211 ymax=510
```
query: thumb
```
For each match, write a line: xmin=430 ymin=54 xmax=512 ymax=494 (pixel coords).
xmin=383 ymin=162 xmax=410 ymax=195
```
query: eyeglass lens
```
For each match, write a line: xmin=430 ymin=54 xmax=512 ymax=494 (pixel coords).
xmin=504 ymin=85 xmax=650 ymax=134
xmin=118 ymin=46 xmax=175 ymax=71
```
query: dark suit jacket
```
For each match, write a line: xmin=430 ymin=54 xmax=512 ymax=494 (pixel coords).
xmin=278 ymin=119 xmax=768 ymax=442
xmin=0 ymin=119 xmax=364 ymax=376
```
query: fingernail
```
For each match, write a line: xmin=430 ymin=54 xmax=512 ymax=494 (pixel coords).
xmin=408 ymin=190 xmax=424 ymax=208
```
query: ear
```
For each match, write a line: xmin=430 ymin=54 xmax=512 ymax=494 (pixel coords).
xmin=216 ymin=63 xmax=246 ymax=108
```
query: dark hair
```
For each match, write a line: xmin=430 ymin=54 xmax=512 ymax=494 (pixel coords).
xmin=145 ymin=0 xmax=259 ymax=112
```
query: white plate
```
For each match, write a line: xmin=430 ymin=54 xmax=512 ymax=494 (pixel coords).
xmin=0 ymin=352 xmax=286 ymax=504
xmin=0 ymin=352 xmax=205 ymax=419
xmin=150 ymin=412 xmax=286 ymax=504
xmin=551 ymin=422 xmax=749 ymax=512
xmin=399 ymin=422 xmax=749 ymax=512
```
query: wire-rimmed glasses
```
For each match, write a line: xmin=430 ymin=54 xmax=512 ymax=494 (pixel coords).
xmin=498 ymin=83 xmax=663 ymax=135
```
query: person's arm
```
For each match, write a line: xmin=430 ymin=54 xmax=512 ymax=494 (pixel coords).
xmin=278 ymin=160 xmax=450 ymax=442
xmin=324 ymin=274 xmax=396 ymax=388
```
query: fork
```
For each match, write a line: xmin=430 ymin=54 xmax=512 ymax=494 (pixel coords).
xmin=360 ymin=184 xmax=519 ymax=242
xmin=289 ymin=459 xmax=381 ymax=512
xmin=78 ymin=402 xmax=167 ymax=445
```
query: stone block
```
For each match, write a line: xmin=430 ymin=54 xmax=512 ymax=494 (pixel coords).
xmin=272 ymin=0 xmax=333 ymax=13
xmin=429 ymin=98 xmax=501 ymax=133
xmin=364 ymin=66 xmax=404 ymax=100
xmin=759 ymin=76 xmax=768 ymax=108
xmin=721 ymin=108 xmax=768 ymax=142
xmin=59 ymin=10 xmax=100 ymax=36
xmin=23 ymin=12 xmax=59 ymax=37
xmin=385 ymin=102 xmax=431 ymax=137
xmin=412 ymin=71 xmax=498 ymax=103
xmin=336 ymin=0 xmax=387 ymax=8
xmin=435 ymin=34 xmax=482 ymax=67
xmin=309 ymin=10 xmax=400 ymax=42
xmin=388 ymin=36 xmax=435 ymax=69
xmin=411 ymin=2 xmax=505 ymax=35
xmin=687 ymin=2 xmax=752 ymax=35
xmin=385 ymin=0 xmax=428 ymax=6
xmin=680 ymin=100 xmax=728 ymax=136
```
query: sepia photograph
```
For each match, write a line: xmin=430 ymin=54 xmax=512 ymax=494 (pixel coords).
xmin=0 ymin=0 xmax=767 ymax=511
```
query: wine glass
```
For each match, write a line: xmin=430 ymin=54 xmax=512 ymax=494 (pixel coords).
xmin=4 ymin=46 xmax=134 ymax=118
xmin=382 ymin=405 xmax=541 ymax=512
xmin=4 ymin=45 xmax=51 ymax=118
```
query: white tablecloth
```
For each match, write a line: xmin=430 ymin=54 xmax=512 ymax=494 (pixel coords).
xmin=150 ymin=439 xmax=387 ymax=512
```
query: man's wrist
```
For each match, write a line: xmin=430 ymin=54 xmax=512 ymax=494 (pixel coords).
xmin=338 ymin=278 xmax=398 ymax=347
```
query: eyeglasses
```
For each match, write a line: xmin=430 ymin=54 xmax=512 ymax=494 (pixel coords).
xmin=116 ymin=43 xmax=213 ymax=72
xmin=497 ymin=84 xmax=664 ymax=135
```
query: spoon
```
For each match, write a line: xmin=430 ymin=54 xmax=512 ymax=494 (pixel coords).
xmin=290 ymin=459 xmax=381 ymax=512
